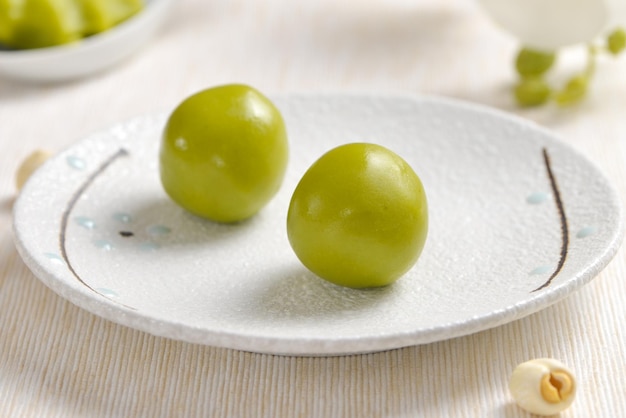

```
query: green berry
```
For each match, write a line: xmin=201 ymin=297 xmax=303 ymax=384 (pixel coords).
xmin=514 ymin=77 xmax=551 ymax=107
xmin=555 ymin=75 xmax=588 ymax=106
xmin=607 ymin=28 xmax=626 ymax=55
xmin=515 ymin=48 xmax=556 ymax=77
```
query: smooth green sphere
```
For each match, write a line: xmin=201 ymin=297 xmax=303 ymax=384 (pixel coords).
xmin=160 ymin=84 xmax=289 ymax=223
xmin=287 ymin=143 xmax=428 ymax=288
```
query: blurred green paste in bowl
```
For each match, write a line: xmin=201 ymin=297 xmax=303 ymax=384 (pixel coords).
xmin=0 ymin=0 xmax=144 ymax=50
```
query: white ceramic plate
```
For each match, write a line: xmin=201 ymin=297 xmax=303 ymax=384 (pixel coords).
xmin=13 ymin=95 xmax=623 ymax=355
xmin=0 ymin=0 xmax=172 ymax=83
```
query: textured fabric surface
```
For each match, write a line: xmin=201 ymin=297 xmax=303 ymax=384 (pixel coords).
xmin=1 ymin=0 xmax=625 ymax=416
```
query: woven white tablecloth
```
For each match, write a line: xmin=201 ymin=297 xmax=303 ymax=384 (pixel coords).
xmin=1 ymin=0 xmax=625 ymax=416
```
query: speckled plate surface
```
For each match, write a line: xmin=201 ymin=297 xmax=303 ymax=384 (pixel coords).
xmin=13 ymin=95 xmax=624 ymax=355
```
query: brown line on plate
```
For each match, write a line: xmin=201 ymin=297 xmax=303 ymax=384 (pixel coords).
xmin=59 ymin=148 xmax=137 ymax=310
xmin=532 ymin=147 xmax=569 ymax=292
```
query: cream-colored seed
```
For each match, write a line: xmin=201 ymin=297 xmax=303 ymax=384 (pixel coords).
xmin=15 ymin=150 xmax=52 ymax=191
xmin=509 ymin=358 xmax=576 ymax=416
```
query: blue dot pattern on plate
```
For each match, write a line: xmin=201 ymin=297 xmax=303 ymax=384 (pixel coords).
xmin=113 ymin=212 xmax=133 ymax=223
xmin=44 ymin=252 xmax=65 ymax=265
xmin=526 ymin=192 xmax=549 ymax=205
xmin=140 ymin=242 xmax=161 ymax=251
xmin=66 ymin=156 xmax=86 ymax=170
xmin=148 ymin=225 xmax=171 ymax=236
xmin=94 ymin=239 xmax=113 ymax=250
xmin=577 ymin=226 xmax=597 ymax=238
xmin=96 ymin=288 xmax=119 ymax=298
xmin=530 ymin=265 xmax=553 ymax=275
xmin=74 ymin=212 xmax=171 ymax=251
xmin=75 ymin=216 xmax=96 ymax=229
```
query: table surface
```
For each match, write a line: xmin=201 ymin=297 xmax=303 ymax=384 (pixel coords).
xmin=1 ymin=0 xmax=625 ymax=416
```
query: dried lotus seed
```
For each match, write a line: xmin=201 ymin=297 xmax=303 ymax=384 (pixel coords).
xmin=509 ymin=358 xmax=576 ymax=416
xmin=15 ymin=150 xmax=51 ymax=191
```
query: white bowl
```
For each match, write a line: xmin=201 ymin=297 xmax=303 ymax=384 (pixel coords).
xmin=0 ymin=0 xmax=173 ymax=83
